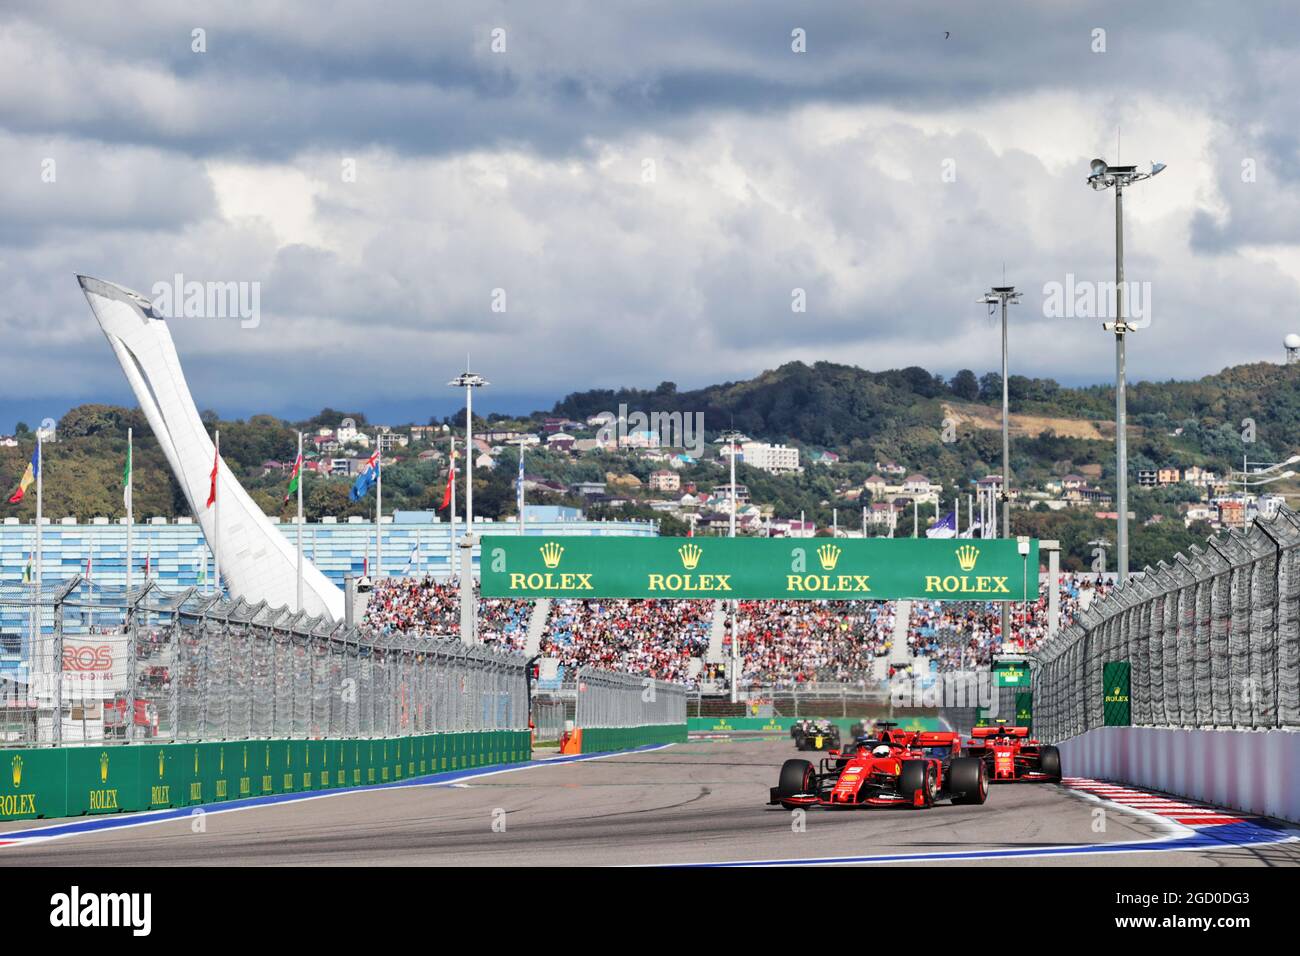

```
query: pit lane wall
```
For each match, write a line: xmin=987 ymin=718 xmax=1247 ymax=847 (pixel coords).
xmin=580 ymin=724 xmax=688 ymax=753
xmin=0 ymin=732 xmax=531 ymax=821
xmin=1055 ymin=726 xmax=1300 ymax=823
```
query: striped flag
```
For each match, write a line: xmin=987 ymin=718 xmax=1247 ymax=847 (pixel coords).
xmin=283 ymin=452 xmax=302 ymax=503
xmin=7 ymin=442 xmax=39 ymax=504
xmin=438 ymin=451 xmax=457 ymax=510
xmin=206 ymin=443 xmax=219 ymax=508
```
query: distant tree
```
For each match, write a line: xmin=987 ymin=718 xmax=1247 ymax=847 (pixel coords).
xmin=950 ymin=369 xmax=980 ymax=401
xmin=14 ymin=421 xmax=29 ymax=435
xmin=978 ymin=372 xmax=1002 ymax=403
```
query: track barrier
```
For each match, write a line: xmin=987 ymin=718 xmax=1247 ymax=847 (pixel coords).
xmin=1056 ymin=726 xmax=1300 ymax=823
xmin=0 ymin=731 xmax=532 ymax=821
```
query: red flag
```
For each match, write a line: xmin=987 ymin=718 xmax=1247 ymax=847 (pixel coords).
xmin=438 ymin=456 xmax=456 ymax=510
xmin=206 ymin=444 xmax=219 ymax=508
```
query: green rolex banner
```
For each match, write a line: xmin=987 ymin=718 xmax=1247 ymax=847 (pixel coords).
xmin=993 ymin=660 xmax=1031 ymax=687
xmin=479 ymin=535 xmax=1039 ymax=601
xmin=1015 ymin=692 xmax=1033 ymax=730
xmin=1102 ymin=661 xmax=1131 ymax=726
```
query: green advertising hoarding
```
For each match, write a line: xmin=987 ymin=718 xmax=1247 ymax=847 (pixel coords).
xmin=480 ymin=536 xmax=1038 ymax=601
xmin=1015 ymin=692 xmax=1033 ymax=730
xmin=993 ymin=660 xmax=1031 ymax=687
xmin=1103 ymin=660 xmax=1131 ymax=726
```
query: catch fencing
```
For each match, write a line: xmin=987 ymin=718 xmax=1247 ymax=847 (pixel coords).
xmin=574 ymin=668 xmax=687 ymax=729
xmin=0 ymin=578 xmax=529 ymax=748
xmin=1034 ymin=511 xmax=1300 ymax=742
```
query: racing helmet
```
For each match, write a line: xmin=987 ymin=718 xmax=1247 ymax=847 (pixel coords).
xmin=871 ymin=745 xmax=892 ymax=758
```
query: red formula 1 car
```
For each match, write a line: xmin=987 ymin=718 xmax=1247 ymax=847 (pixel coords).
xmin=963 ymin=726 xmax=1062 ymax=783
xmin=769 ymin=725 xmax=988 ymax=810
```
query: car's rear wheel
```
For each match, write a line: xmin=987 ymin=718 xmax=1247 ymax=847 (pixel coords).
xmin=778 ymin=759 xmax=816 ymax=799
xmin=1038 ymin=745 xmax=1062 ymax=781
xmin=948 ymin=756 xmax=988 ymax=805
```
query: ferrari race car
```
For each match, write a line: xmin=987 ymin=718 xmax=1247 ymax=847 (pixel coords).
xmin=790 ymin=719 xmax=841 ymax=752
xmin=770 ymin=724 xmax=988 ymax=809
xmin=963 ymin=726 xmax=1062 ymax=783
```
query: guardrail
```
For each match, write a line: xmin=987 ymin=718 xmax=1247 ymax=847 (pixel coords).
xmin=0 ymin=578 xmax=529 ymax=748
xmin=1034 ymin=509 xmax=1300 ymax=742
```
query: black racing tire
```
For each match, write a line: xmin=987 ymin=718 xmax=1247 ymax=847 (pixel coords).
xmin=948 ymin=756 xmax=989 ymax=805
xmin=1038 ymin=745 xmax=1062 ymax=781
xmin=849 ymin=722 xmax=865 ymax=739
xmin=778 ymin=759 xmax=817 ymax=799
xmin=898 ymin=760 xmax=934 ymax=808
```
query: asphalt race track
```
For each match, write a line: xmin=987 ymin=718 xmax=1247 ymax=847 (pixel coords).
xmin=1 ymin=739 xmax=1296 ymax=866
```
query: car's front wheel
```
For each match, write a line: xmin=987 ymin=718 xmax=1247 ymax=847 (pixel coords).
xmin=948 ymin=757 xmax=988 ymax=805
xmin=898 ymin=760 xmax=934 ymax=808
xmin=778 ymin=758 xmax=816 ymax=799
xmin=1038 ymin=745 xmax=1062 ymax=781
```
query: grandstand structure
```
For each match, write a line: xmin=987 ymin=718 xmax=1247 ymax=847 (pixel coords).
xmin=0 ymin=516 xmax=656 ymax=594
xmin=353 ymin=574 xmax=1110 ymax=692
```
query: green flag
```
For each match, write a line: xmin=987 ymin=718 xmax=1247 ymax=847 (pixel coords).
xmin=284 ymin=453 xmax=302 ymax=503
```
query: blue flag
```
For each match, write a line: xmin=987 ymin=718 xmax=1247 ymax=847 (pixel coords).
xmin=349 ymin=451 xmax=380 ymax=502
xmin=926 ymin=510 xmax=958 ymax=538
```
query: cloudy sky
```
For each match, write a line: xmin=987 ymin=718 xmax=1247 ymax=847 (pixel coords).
xmin=2 ymin=1 xmax=1299 ymax=430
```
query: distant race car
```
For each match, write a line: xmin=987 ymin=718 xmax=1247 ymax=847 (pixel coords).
xmin=963 ymin=726 xmax=1062 ymax=783
xmin=770 ymin=723 xmax=988 ymax=809
xmin=790 ymin=719 xmax=841 ymax=751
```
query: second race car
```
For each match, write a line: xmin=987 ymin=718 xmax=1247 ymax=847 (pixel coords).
xmin=769 ymin=724 xmax=989 ymax=809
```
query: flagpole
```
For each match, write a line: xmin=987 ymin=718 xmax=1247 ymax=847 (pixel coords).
xmin=296 ymin=431 xmax=304 ymax=612
xmin=213 ymin=430 xmax=221 ymax=597
xmin=449 ymin=434 xmax=457 ymax=569
xmin=35 ymin=432 xmax=44 ymax=723
xmin=125 ymin=427 xmax=133 ymax=596
xmin=517 ymin=444 xmax=525 ymax=536
xmin=375 ymin=442 xmax=383 ymax=581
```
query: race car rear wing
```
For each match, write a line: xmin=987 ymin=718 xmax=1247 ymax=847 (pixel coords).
xmin=970 ymin=726 xmax=1031 ymax=739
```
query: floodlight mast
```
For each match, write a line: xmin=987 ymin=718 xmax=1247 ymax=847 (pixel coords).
xmin=449 ymin=366 xmax=489 ymax=644
xmin=1085 ymin=158 xmax=1165 ymax=584
xmin=980 ymin=285 xmax=1021 ymax=646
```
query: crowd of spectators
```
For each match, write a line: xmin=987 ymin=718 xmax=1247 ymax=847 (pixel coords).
xmin=359 ymin=573 xmax=1118 ymax=686
xmin=361 ymin=576 xmax=530 ymax=650
xmin=539 ymin=599 xmax=713 ymax=685
xmin=729 ymin=600 xmax=896 ymax=687
xmin=909 ymin=574 xmax=1117 ymax=671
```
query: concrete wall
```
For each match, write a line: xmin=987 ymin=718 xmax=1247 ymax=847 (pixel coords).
xmin=1057 ymin=726 xmax=1300 ymax=823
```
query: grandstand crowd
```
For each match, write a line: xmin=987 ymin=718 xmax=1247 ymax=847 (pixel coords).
xmin=360 ymin=573 xmax=1116 ymax=689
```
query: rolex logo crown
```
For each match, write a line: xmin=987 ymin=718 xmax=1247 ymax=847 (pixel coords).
xmin=100 ymin=751 xmax=109 ymax=783
xmin=955 ymin=544 xmax=979 ymax=572
xmin=11 ymin=755 xmax=21 ymax=788
xmin=539 ymin=541 xmax=564 ymax=568
xmin=678 ymin=543 xmax=703 ymax=570
xmin=816 ymin=543 xmax=842 ymax=570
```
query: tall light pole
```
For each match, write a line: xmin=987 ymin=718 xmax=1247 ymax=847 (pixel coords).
xmin=1087 ymin=157 xmax=1166 ymax=584
xmin=982 ymin=285 xmax=1021 ymax=642
xmin=449 ymin=366 xmax=489 ymax=644
xmin=718 ymin=430 xmax=744 ymax=703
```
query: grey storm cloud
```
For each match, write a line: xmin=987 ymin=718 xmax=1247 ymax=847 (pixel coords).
xmin=4 ymin=0 xmax=1300 ymax=426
